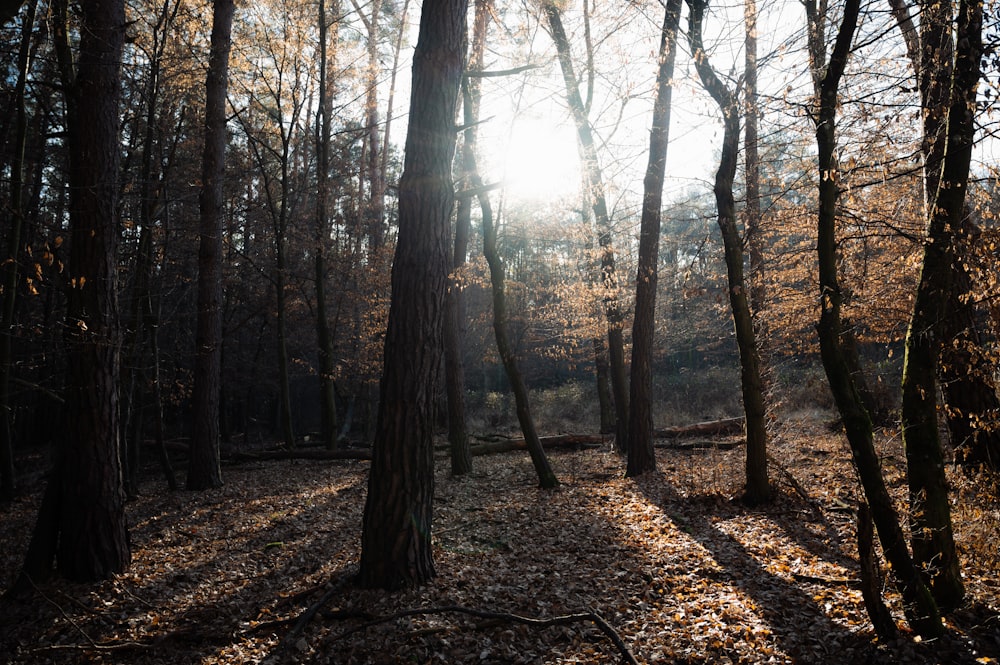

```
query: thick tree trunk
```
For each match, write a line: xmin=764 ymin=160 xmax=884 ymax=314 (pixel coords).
xmin=189 ymin=0 xmax=234 ymax=490
xmin=545 ymin=3 xmax=629 ymax=450
xmin=359 ymin=0 xmax=468 ymax=590
xmin=54 ymin=0 xmax=131 ymax=581
xmin=811 ymin=0 xmax=943 ymax=637
xmin=687 ymin=0 xmax=769 ymax=504
xmin=625 ymin=0 xmax=682 ymax=478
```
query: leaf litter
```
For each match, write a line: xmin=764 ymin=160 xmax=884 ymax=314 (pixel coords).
xmin=1 ymin=415 xmax=999 ymax=664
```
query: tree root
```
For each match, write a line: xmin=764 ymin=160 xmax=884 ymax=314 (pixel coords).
xmin=328 ymin=605 xmax=639 ymax=665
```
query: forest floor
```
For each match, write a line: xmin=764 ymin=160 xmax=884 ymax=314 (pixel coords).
xmin=2 ymin=412 xmax=1000 ymax=664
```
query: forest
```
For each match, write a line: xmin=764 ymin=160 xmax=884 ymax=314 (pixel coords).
xmin=1 ymin=0 xmax=1000 ymax=662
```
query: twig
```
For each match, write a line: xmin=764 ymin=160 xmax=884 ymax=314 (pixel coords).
xmin=767 ymin=453 xmax=823 ymax=515
xmin=23 ymin=577 xmax=152 ymax=653
xmin=329 ymin=605 xmax=639 ymax=665
xmin=27 ymin=576 xmax=99 ymax=650
xmin=273 ymin=566 xmax=357 ymax=652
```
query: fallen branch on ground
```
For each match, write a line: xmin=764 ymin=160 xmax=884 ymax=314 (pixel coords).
xmin=226 ymin=448 xmax=372 ymax=462
xmin=654 ymin=416 xmax=745 ymax=438
xmin=470 ymin=433 xmax=607 ymax=456
xmin=654 ymin=438 xmax=745 ymax=450
xmin=271 ymin=566 xmax=358 ymax=653
xmin=329 ymin=605 xmax=639 ymax=665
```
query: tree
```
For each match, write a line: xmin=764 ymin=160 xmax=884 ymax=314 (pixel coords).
xmin=314 ymin=0 xmax=340 ymax=450
xmin=445 ymin=0 xmax=493 ymax=477
xmin=810 ymin=0 xmax=943 ymax=637
xmin=687 ymin=0 xmax=769 ymax=502
xmin=358 ymin=0 xmax=468 ymax=590
xmin=543 ymin=1 xmax=630 ymax=450
xmin=625 ymin=0 xmax=683 ymax=478
xmin=13 ymin=0 xmax=131 ymax=585
xmin=895 ymin=0 xmax=981 ymax=611
xmin=189 ymin=0 xmax=235 ymax=490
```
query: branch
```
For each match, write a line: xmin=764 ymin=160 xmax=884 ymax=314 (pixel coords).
xmin=465 ymin=63 xmax=543 ymax=78
xmin=272 ymin=566 xmax=358 ymax=653
xmin=455 ymin=181 xmax=503 ymax=199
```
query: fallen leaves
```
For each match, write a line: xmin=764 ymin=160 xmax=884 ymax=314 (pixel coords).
xmin=0 ymin=417 xmax=998 ymax=664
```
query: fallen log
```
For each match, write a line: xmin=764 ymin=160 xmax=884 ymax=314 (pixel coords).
xmin=469 ymin=433 xmax=607 ymax=456
xmin=654 ymin=438 xmax=745 ymax=451
xmin=225 ymin=448 xmax=373 ymax=462
xmin=655 ymin=416 xmax=744 ymax=438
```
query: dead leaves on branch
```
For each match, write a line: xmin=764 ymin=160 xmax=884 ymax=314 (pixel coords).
xmin=1 ymin=419 xmax=999 ymax=664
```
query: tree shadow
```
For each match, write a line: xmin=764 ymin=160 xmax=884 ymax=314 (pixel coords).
xmin=0 ymin=458 xmax=370 ymax=663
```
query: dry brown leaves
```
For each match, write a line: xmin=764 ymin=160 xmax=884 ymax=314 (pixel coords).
xmin=1 ymin=416 xmax=999 ymax=664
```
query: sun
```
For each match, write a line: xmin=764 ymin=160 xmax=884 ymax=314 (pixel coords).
xmin=493 ymin=114 xmax=582 ymax=203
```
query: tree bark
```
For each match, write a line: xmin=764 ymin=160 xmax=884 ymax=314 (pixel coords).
xmin=811 ymin=0 xmax=943 ymax=637
xmin=358 ymin=0 xmax=468 ymax=590
xmin=687 ymin=0 xmax=770 ymax=503
xmin=625 ymin=0 xmax=682 ymax=478
xmin=54 ymin=0 xmax=131 ymax=581
xmin=189 ymin=0 xmax=234 ymax=490
xmin=544 ymin=3 xmax=629 ymax=451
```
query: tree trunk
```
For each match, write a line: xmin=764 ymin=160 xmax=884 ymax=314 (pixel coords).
xmin=122 ymin=0 xmax=178 ymax=497
xmin=687 ymin=0 xmax=769 ymax=503
xmin=275 ymin=236 xmax=296 ymax=449
xmin=53 ymin=0 xmax=131 ymax=581
xmin=315 ymin=0 xmax=340 ymax=451
xmin=358 ymin=0 xmax=468 ymax=590
xmin=351 ymin=0 xmax=385 ymax=252
xmin=444 ymin=0 xmax=491 ymax=478
xmin=811 ymin=0 xmax=943 ymax=637
xmin=544 ymin=3 xmax=629 ymax=450
xmin=897 ymin=0 xmax=981 ymax=611
xmin=0 ymin=0 xmax=36 ymax=502
xmin=593 ymin=335 xmax=615 ymax=434
xmin=744 ymin=0 xmax=764 ymax=318
xmin=189 ymin=0 xmax=234 ymax=490
xmin=744 ymin=0 xmax=772 ymax=493
xmin=626 ymin=0 xmax=682 ymax=478
xmin=480 ymin=165 xmax=559 ymax=489
xmin=857 ymin=502 xmax=898 ymax=641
